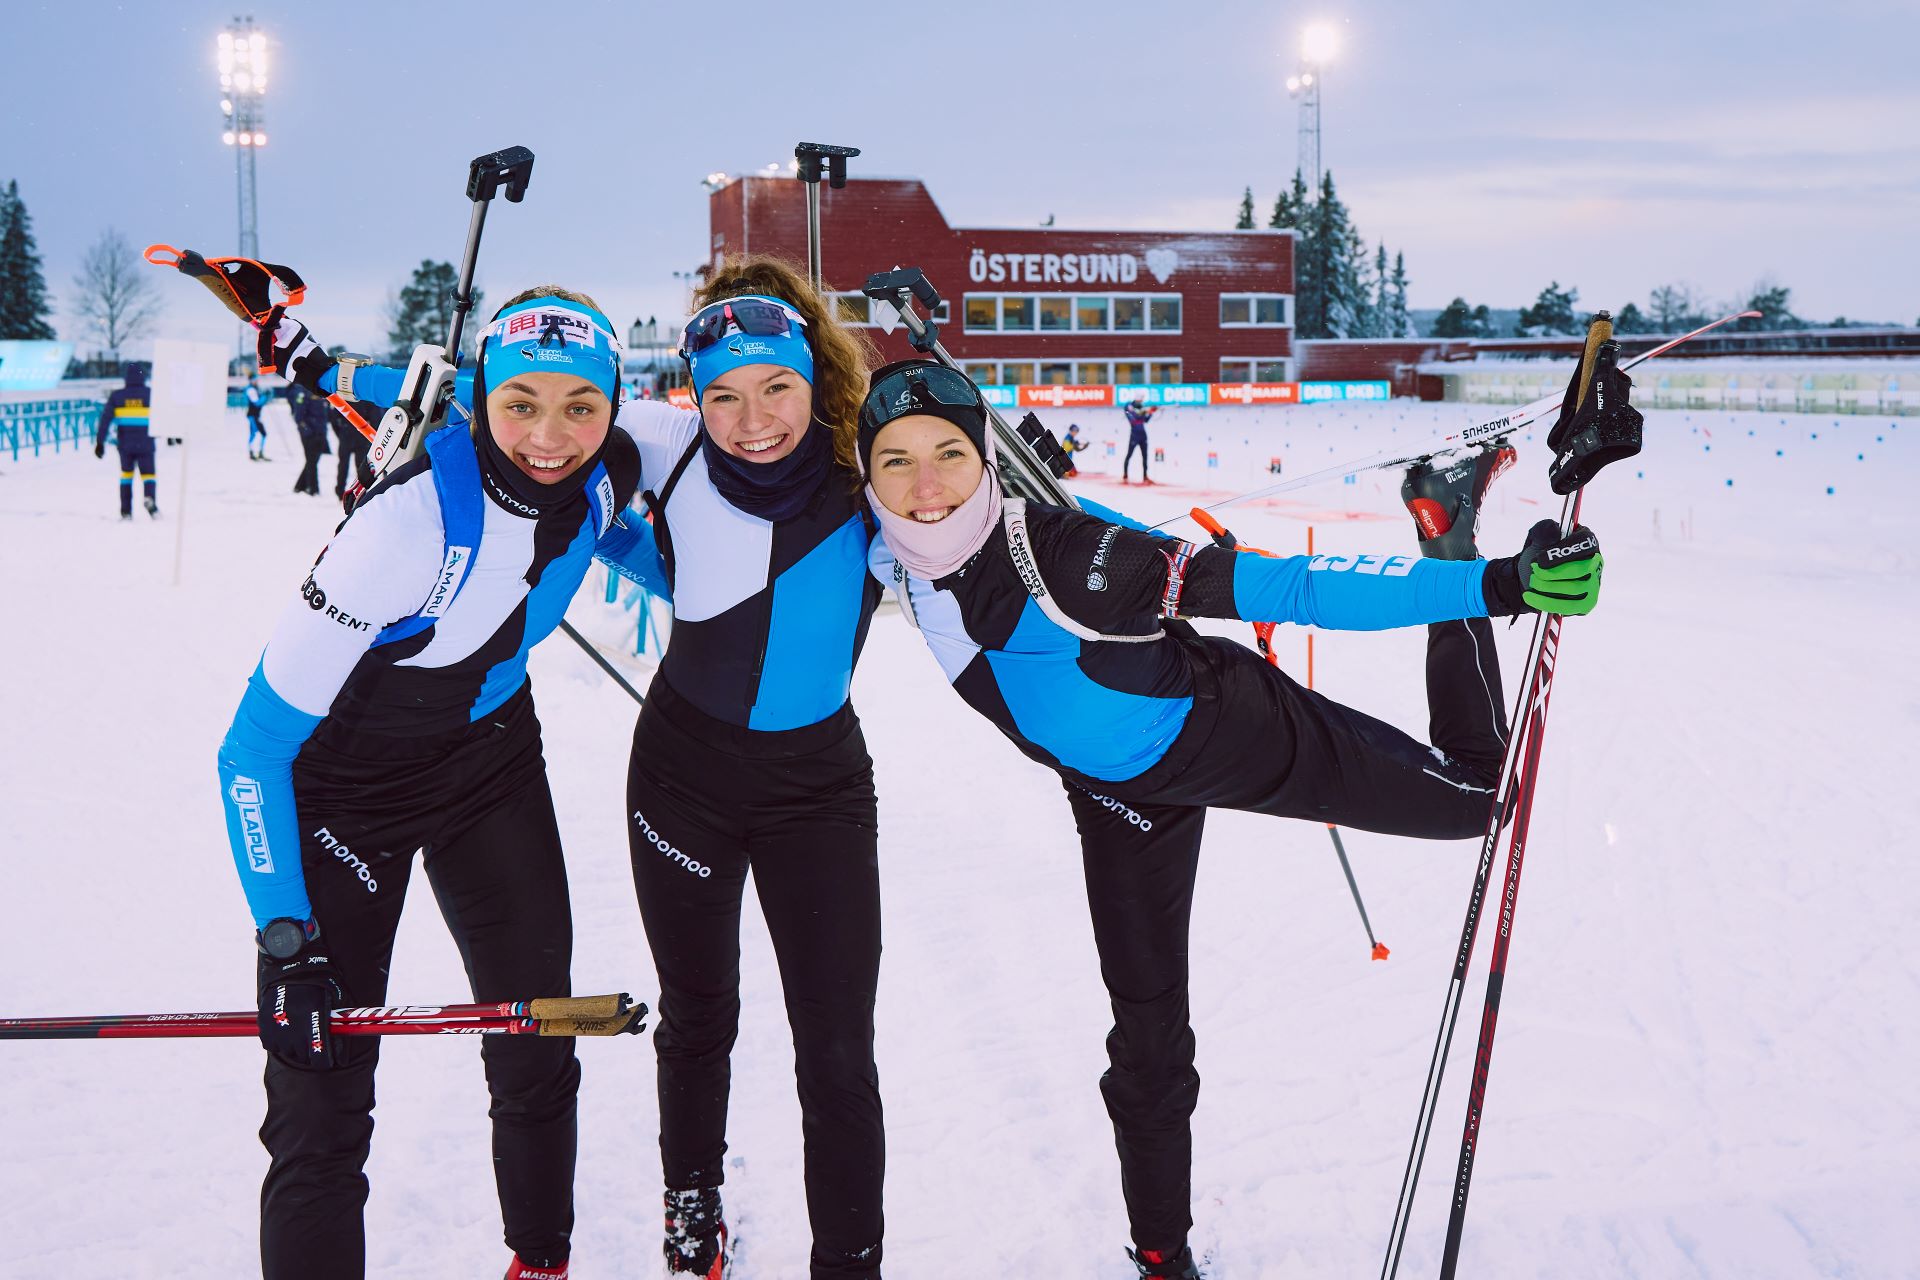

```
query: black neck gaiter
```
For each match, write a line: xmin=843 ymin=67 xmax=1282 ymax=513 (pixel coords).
xmin=700 ymin=416 xmax=833 ymax=522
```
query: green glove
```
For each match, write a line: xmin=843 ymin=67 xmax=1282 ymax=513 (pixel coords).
xmin=1484 ymin=519 xmax=1603 ymax=616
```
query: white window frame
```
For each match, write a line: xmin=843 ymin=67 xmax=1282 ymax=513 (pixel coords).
xmin=962 ymin=292 xmax=1184 ymax=335
xmin=1218 ymin=293 xmax=1293 ymax=328
xmin=963 ymin=357 xmax=1182 ymax=386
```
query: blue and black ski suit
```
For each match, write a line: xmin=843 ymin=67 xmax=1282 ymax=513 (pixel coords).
xmin=1122 ymin=402 xmax=1156 ymax=480
xmin=874 ymin=496 xmax=1515 ymax=1256
xmin=216 ymin=360 xmax=660 ymax=1278
xmin=605 ymin=400 xmax=887 ymax=1280
xmin=94 ymin=366 xmax=156 ymax=516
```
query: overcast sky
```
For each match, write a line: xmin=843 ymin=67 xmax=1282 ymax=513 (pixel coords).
xmin=8 ymin=0 xmax=1916 ymax=356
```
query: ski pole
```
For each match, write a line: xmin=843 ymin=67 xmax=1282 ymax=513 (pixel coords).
xmin=1377 ymin=312 xmax=1625 ymax=1279
xmin=0 ymin=994 xmax=647 ymax=1042
xmin=793 ymin=142 xmax=860 ymax=292
xmin=1190 ymin=507 xmax=1387 ymax=960
xmin=560 ymin=619 xmax=646 ymax=706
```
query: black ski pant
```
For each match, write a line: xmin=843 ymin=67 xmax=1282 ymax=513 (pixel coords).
xmin=294 ymin=431 xmax=327 ymax=494
xmin=1124 ymin=430 xmax=1149 ymax=481
xmin=627 ymin=679 xmax=884 ymax=1280
xmin=1065 ymin=619 xmax=1509 ymax=1254
xmin=247 ymin=408 xmax=266 ymax=453
xmin=261 ymin=686 xmax=579 ymax=1278
xmin=334 ymin=421 xmax=372 ymax=495
xmin=116 ymin=432 xmax=156 ymax=515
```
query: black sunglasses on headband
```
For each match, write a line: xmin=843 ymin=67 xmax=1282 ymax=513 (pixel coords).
xmin=680 ymin=298 xmax=808 ymax=357
xmin=861 ymin=363 xmax=984 ymax=431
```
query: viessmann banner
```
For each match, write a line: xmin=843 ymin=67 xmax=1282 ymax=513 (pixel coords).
xmin=667 ymin=381 xmax=1387 ymax=413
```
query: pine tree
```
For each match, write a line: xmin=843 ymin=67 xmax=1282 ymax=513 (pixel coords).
xmin=1431 ymin=297 xmax=1478 ymax=338
xmin=1517 ymin=281 xmax=1580 ymax=336
xmin=0 ymin=180 xmax=57 ymax=340
xmin=1736 ymin=280 xmax=1800 ymax=331
xmin=1234 ymin=187 xmax=1256 ymax=230
xmin=385 ymin=260 xmax=482 ymax=362
xmin=1312 ymin=174 xmax=1365 ymax=339
xmin=1389 ymin=251 xmax=1413 ymax=337
xmin=1269 ymin=169 xmax=1309 ymax=230
xmin=1368 ymin=244 xmax=1392 ymax=339
xmin=1614 ymin=302 xmax=1649 ymax=333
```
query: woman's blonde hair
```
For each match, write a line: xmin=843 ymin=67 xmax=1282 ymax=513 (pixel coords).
xmin=691 ymin=254 xmax=877 ymax=480
xmin=492 ymin=284 xmax=606 ymax=317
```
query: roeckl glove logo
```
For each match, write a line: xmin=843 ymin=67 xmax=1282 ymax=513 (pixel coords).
xmin=1546 ymin=534 xmax=1598 ymax=561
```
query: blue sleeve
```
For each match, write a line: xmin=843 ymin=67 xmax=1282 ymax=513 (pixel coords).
xmin=322 ymin=364 xmax=476 ymax=416
xmin=594 ymin=509 xmax=673 ymax=599
xmin=1077 ymin=497 xmax=1162 ymax=536
xmin=215 ymin=661 xmax=326 ymax=928
xmin=1232 ymin=552 xmax=1489 ymax=631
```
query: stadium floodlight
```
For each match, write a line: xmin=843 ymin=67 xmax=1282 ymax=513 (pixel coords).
xmin=217 ymin=18 xmax=268 ymax=263
xmin=1302 ymin=22 xmax=1337 ymax=65
xmin=1287 ymin=22 xmax=1336 ymax=197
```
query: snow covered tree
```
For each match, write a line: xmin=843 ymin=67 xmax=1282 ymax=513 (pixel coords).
xmin=1648 ymin=282 xmax=1705 ymax=332
xmin=1269 ymin=170 xmax=1309 ymax=231
xmin=1234 ymin=187 xmax=1256 ymax=230
xmin=1613 ymin=301 xmax=1649 ymax=333
xmin=385 ymin=260 xmax=481 ymax=362
xmin=1388 ymin=251 xmax=1414 ymax=337
xmin=1517 ymin=281 xmax=1580 ymax=336
xmin=1735 ymin=280 xmax=1801 ymax=331
xmin=1304 ymin=172 xmax=1367 ymax=338
xmin=0 ymin=180 xmax=56 ymax=340
xmin=71 ymin=229 xmax=163 ymax=360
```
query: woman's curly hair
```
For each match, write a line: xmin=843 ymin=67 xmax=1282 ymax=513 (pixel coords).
xmin=691 ymin=254 xmax=878 ymax=482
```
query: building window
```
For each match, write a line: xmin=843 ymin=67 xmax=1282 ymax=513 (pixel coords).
xmin=963 ymin=292 xmax=1181 ymax=334
xmin=1039 ymin=361 xmax=1073 ymax=385
xmin=1220 ymin=358 xmax=1290 ymax=382
xmin=964 ymin=362 xmax=998 ymax=384
xmin=1000 ymin=297 xmax=1035 ymax=331
xmin=1000 ymin=362 xmax=1036 ymax=386
xmin=1221 ymin=359 xmax=1251 ymax=382
xmin=1256 ymin=357 xmax=1290 ymax=381
xmin=1076 ymin=297 xmax=1109 ymax=331
xmin=830 ymin=293 xmax=947 ymax=328
xmin=1039 ymin=296 xmax=1073 ymax=332
xmin=1149 ymin=297 xmax=1181 ymax=331
xmin=1113 ymin=361 xmax=1146 ymax=385
xmin=1076 ymin=361 xmax=1110 ymax=385
xmin=1112 ymin=297 xmax=1146 ymax=331
xmin=1220 ymin=293 xmax=1292 ymax=327
xmin=1150 ymin=360 xmax=1182 ymax=384
xmin=965 ymin=296 xmax=997 ymax=331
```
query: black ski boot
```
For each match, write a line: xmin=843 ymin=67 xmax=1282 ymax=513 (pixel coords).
xmin=1401 ymin=443 xmax=1515 ymax=562
xmin=145 ymin=497 xmax=160 ymax=519
xmin=663 ymin=1187 xmax=729 ymax=1278
xmin=1127 ymin=1243 xmax=1203 ymax=1279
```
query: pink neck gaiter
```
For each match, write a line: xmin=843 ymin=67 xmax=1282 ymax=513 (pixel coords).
xmin=867 ymin=466 xmax=1003 ymax=581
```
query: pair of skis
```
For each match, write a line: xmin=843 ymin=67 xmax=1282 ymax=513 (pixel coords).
xmin=1380 ymin=308 xmax=1755 ymax=1277
xmin=0 ymin=994 xmax=647 ymax=1041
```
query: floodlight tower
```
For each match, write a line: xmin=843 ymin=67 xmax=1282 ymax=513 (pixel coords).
xmin=217 ymin=18 xmax=269 ymax=259
xmin=1286 ymin=23 xmax=1337 ymax=199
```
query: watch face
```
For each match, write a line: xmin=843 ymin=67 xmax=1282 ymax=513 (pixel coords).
xmin=260 ymin=919 xmax=307 ymax=960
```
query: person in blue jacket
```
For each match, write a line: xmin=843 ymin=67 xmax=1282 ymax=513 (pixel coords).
xmin=93 ymin=362 xmax=159 ymax=519
xmin=603 ymin=254 xmax=888 ymax=1280
xmin=244 ymin=374 xmax=270 ymax=460
xmin=215 ymin=284 xmax=664 ymax=1280
xmin=857 ymin=359 xmax=1609 ymax=1280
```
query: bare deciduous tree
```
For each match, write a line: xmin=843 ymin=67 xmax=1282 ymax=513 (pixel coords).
xmin=72 ymin=229 xmax=163 ymax=359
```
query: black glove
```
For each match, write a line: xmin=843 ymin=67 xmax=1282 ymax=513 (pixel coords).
xmin=1483 ymin=520 xmax=1603 ymax=617
xmin=256 ymin=921 xmax=347 ymax=1069
xmin=1547 ymin=341 xmax=1644 ymax=495
xmin=256 ymin=305 xmax=337 ymax=395
xmin=94 ymin=442 xmax=105 ymax=459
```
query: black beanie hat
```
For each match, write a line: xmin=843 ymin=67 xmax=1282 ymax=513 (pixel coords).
xmin=857 ymin=359 xmax=989 ymax=475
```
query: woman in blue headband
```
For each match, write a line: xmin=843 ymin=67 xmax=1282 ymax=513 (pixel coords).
xmin=603 ymin=254 xmax=888 ymax=1280
xmin=215 ymin=285 xmax=666 ymax=1280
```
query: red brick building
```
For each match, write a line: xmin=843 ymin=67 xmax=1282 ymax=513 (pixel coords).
xmin=706 ymin=176 xmax=1296 ymax=390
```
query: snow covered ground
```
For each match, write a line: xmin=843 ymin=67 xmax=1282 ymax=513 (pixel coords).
xmin=2 ymin=398 xmax=1914 ymax=1278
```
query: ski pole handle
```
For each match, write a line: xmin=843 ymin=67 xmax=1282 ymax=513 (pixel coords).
xmin=1569 ymin=311 xmax=1615 ymax=426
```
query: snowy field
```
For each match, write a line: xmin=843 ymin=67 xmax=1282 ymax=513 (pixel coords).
xmin=2 ymin=398 xmax=1915 ymax=1278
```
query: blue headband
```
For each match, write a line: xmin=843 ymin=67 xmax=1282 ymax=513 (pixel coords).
xmin=682 ymin=294 xmax=816 ymax=403
xmin=481 ymin=296 xmax=623 ymax=401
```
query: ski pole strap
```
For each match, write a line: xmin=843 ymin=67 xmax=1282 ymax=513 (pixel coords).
xmin=144 ymin=244 xmax=306 ymax=325
xmin=1159 ymin=540 xmax=1197 ymax=618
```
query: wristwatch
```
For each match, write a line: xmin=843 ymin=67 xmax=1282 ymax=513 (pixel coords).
xmin=257 ymin=916 xmax=319 ymax=961
xmin=335 ymin=353 xmax=373 ymax=401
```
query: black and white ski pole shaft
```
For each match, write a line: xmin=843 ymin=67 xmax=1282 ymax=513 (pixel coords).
xmin=794 ymin=142 xmax=859 ymax=292
xmin=1379 ymin=312 xmax=1617 ymax=1280
xmin=560 ymin=619 xmax=646 ymax=706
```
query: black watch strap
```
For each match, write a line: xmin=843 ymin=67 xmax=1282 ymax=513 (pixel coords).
xmin=257 ymin=917 xmax=318 ymax=961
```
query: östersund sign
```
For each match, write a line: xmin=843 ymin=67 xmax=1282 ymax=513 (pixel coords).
xmin=968 ymin=247 xmax=1181 ymax=286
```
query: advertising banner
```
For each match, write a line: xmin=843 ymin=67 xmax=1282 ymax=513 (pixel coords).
xmin=1209 ymin=381 xmax=1301 ymax=406
xmin=979 ymin=385 xmax=1017 ymax=409
xmin=1113 ymin=383 xmax=1210 ymax=407
xmin=1017 ymin=383 xmax=1116 ymax=409
xmin=0 ymin=340 xmax=75 ymax=392
xmin=1300 ymin=380 xmax=1391 ymax=402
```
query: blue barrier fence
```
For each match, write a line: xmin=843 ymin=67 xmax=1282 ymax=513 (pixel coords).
xmin=603 ymin=567 xmax=670 ymax=657
xmin=1 ymin=399 xmax=104 ymax=460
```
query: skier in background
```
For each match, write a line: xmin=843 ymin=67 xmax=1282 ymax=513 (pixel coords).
xmin=93 ymin=362 xmax=159 ymax=520
xmin=288 ymin=383 xmax=331 ymax=495
xmin=245 ymin=373 xmax=270 ymax=460
xmin=858 ymin=358 xmax=1618 ymax=1280
xmin=206 ymin=271 xmax=669 ymax=1280
xmin=330 ymin=399 xmax=373 ymax=499
xmin=1061 ymin=421 xmax=1087 ymax=477
xmin=1122 ymin=396 xmax=1158 ymax=484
